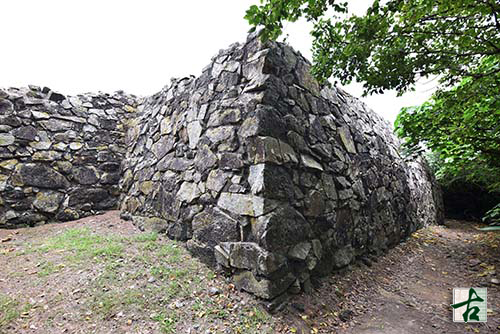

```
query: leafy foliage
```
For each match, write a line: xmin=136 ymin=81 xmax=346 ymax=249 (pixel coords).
xmin=246 ymin=0 xmax=500 ymax=94
xmin=246 ymin=1 xmax=348 ymax=42
xmin=483 ymin=203 xmax=500 ymax=227
xmin=395 ymin=56 xmax=500 ymax=191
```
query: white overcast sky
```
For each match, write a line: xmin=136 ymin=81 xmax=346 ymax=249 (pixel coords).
xmin=1 ymin=0 xmax=437 ymax=123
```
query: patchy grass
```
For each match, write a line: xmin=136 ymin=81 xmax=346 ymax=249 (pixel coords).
xmin=0 ymin=294 xmax=20 ymax=330
xmin=36 ymin=228 xmax=124 ymax=262
xmin=132 ymin=231 xmax=158 ymax=243
xmin=0 ymin=214 xmax=277 ymax=333
xmin=36 ymin=261 xmax=65 ymax=277
xmin=0 ymin=294 xmax=31 ymax=331
xmin=152 ymin=313 xmax=178 ymax=334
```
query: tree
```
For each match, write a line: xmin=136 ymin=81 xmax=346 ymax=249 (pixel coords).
xmin=246 ymin=0 xmax=500 ymax=191
xmin=395 ymin=56 xmax=500 ymax=191
xmin=245 ymin=0 xmax=500 ymax=94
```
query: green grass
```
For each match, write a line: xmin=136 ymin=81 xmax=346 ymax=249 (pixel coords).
xmin=80 ymin=231 xmax=200 ymax=323
xmin=132 ymin=232 xmax=158 ymax=243
xmin=3 ymin=225 xmax=277 ymax=332
xmin=191 ymin=300 xmax=203 ymax=312
xmin=152 ymin=313 xmax=178 ymax=334
xmin=90 ymin=288 xmax=146 ymax=319
xmin=0 ymin=294 xmax=31 ymax=331
xmin=248 ymin=306 xmax=271 ymax=324
xmin=150 ymin=266 xmax=189 ymax=281
xmin=37 ymin=228 xmax=123 ymax=262
xmin=157 ymin=243 xmax=182 ymax=263
xmin=37 ymin=261 xmax=64 ymax=277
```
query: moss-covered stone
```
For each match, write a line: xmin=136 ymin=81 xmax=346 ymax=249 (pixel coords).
xmin=33 ymin=191 xmax=64 ymax=213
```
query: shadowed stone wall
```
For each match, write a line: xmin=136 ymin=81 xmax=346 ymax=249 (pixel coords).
xmin=120 ymin=35 xmax=443 ymax=301
xmin=0 ymin=86 xmax=139 ymax=228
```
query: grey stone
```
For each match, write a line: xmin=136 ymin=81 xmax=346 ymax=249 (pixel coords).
xmin=300 ymin=154 xmax=323 ymax=171
xmin=332 ymin=246 xmax=355 ymax=268
xmin=187 ymin=121 xmax=202 ymax=149
xmin=33 ymin=191 xmax=63 ymax=213
xmin=288 ymin=242 xmax=312 ymax=261
xmin=68 ymin=188 xmax=115 ymax=209
xmin=248 ymin=164 xmax=265 ymax=194
xmin=304 ymin=190 xmax=326 ymax=217
xmin=206 ymin=169 xmax=229 ymax=193
xmin=32 ymin=151 xmax=62 ymax=161
xmin=238 ymin=117 xmax=259 ymax=138
xmin=101 ymin=172 xmax=121 ymax=185
xmin=295 ymin=60 xmax=320 ymax=95
xmin=311 ymin=239 xmax=323 ymax=260
xmin=279 ymin=140 xmax=298 ymax=164
xmin=191 ymin=207 xmax=239 ymax=258
xmin=177 ymin=182 xmax=201 ymax=203
xmin=338 ymin=189 xmax=354 ymax=200
xmin=194 ymin=145 xmax=217 ymax=172
xmin=152 ymin=136 xmax=174 ymax=159
xmin=221 ymin=242 xmax=263 ymax=271
xmin=321 ymin=174 xmax=338 ymax=200
xmin=31 ymin=111 xmax=51 ymax=120
xmin=217 ymin=192 xmax=275 ymax=217
xmin=41 ymin=119 xmax=72 ymax=132
xmin=12 ymin=125 xmax=38 ymax=141
xmin=164 ymin=157 xmax=192 ymax=172
xmin=69 ymin=142 xmax=84 ymax=150
xmin=218 ymin=153 xmax=243 ymax=170
xmin=338 ymin=126 xmax=357 ymax=154
xmin=29 ymin=141 xmax=52 ymax=150
xmin=0 ymin=125 xmax=12 ymax=132
xmin=253 ymin=206 xmax=312 ymax=252
xmin=56 ymin=208 xmax=80 ymax=221
xmin=55 ymin=161 xmax=73 ymax=174
xmin=134 ymin=216 xmax=168 ymax=233
xmin=248 ymin=136 xmax=282 ymax=164
xmin=207 ymin=108 xmax=241 ymax=127
xmin=73 ymin=167 xmax=99 ymax=185
xmin=0 ymin=133 xmax=15 ymax=146
xmin=0 ymin=159 xmax=18 ymax=170
xmin=214 ymin=245 xmax=230 ymax=267
xmin=205 ymin=126 xmax=234 ymax=144
xmin=139 ymin=181 xmax=155 ymax=195
xmin=18 ymin=164 xmax=68 ymax=189
xmin=233 ymin=271 xmax=295 ymax=300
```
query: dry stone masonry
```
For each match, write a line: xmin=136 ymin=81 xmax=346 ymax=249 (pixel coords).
xmin=0 ymin=86 xmax=139 ymax=228
xmin=119 ymin=34 xmax=443 ymax=302
xmin=0 ymin=34 xmax=443 ymax=303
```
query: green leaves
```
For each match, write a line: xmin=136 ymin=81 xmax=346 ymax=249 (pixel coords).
xmin=395 ymin=56 xmax=500 ymax=191
xmin=245 ymin=0 xmax=500 ymax=95
xmin=245 ymin=0 xmax=347 ymax=42
xmin=482 ymin=203 xmax=500 ymax=227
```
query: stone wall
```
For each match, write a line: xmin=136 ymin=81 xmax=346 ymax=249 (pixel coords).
xmin=0 ymin=86 xmax=139 ymax=228
xmin=120 ymin=34 xmax=443 ymax=301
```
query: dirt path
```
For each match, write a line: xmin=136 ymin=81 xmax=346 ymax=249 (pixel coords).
xmin=1 ymin=213 xmax=499 ymax=333
xmin=343 ymin=220 xmax=499 ymax=334
xmin=279 ymin=220 xmax=500 ymax=334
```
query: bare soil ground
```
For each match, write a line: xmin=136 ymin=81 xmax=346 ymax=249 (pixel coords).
xmin=1 ymin=212 xmax=499 ymax=333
